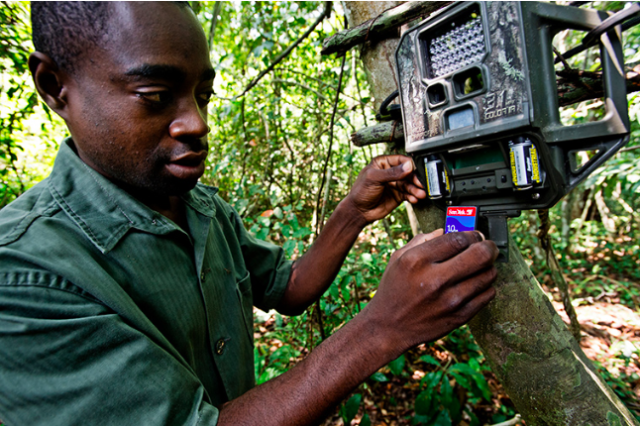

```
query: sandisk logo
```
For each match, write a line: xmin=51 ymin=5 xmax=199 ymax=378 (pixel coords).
xmin=447 ymin=207 xmax=477 ymax=216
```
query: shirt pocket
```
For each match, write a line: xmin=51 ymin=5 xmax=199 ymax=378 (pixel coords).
xmin=235 ymin=271 xmax=254 ymax=344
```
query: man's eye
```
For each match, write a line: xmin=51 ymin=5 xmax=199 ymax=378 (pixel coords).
xmin=197 ymin=91 xmax=213 ymax=103
xmin=138 ymin=91 xmax=172 ymax=104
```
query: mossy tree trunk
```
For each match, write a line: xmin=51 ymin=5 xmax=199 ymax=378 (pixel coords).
xmin=343 ymin=2 xmax=639 ymax=425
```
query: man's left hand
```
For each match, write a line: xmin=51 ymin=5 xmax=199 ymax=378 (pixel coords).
xmin=344 ymin=155 xmax=427 ymax=225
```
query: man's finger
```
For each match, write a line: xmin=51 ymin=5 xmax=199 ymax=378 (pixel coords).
xmin=413 ymin=173 xmax=425 ymax=189
xmin=442 ymin=265 xmax=497 ymax=310
xmin=390 ymin=229 xmax=443 ymax=261
xmin=393 ymin=179 xmax=427 ymax=200
xmin=404 ymin=231 xmax=484 ymax=264
xmin=435 ymin=240 xmax=499 ymax=286
xmin=366 ymin=160 xmax=413 ymax=184
xmin=450 ymin=286 xmax=496 ymax=326
xmin=371 ymin=154 xmax=414 ymax=170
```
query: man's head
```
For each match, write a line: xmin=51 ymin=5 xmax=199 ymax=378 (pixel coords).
xmin=29 ymin=2 xmax=214 ymax=202
xmin=31 ymin=2 xmax=112 ymax=75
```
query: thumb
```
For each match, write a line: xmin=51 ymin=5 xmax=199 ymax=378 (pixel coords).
xmin=368 ymin=160 xmax=414 ymax=184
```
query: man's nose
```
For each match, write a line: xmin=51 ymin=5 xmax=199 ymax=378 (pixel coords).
xmin=169 ymin=98 xmax=209 ymax=141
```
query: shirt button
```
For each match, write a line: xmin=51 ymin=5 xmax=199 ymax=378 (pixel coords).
xmin=200 ymin=271 xmax=206 ymax=281
xmin=215 ymin=339 xmax=226 ymax=355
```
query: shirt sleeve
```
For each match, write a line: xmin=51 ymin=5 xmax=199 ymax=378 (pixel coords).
xmin=0 ymin=274 xmax=220 ymax=426
xmin=224 ymin=202 xmax=293 ymax=312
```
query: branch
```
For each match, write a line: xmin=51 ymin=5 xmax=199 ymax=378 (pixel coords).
xmin=207 ymin=1 xmax=223 ymax=50
xmin=277 ymin=67 xmax=377 ymax=110
xmin=350 ymin=121 xmax=403 ymax=147
xmin=272 ymin=78 xmax=329 ymax=103
xmin=557 ymin=67 xmax=640 ymax=107
xmin=321 ymin=2 xmax=450 ymax=57
xmin=537 ymin=209 xmax=581 ymax=341
xmin=232 ymin=2 xmax=332 ymax=100
xmin=315 ymin=53 xmax=347 ymax=237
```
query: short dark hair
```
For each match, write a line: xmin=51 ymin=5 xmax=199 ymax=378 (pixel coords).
xmin=31 ymin=2 xmax=113 ymax=74
xmin=31 ymin=2 xmax=193 ymax=75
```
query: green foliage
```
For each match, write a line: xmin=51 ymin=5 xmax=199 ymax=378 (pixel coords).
xmin=340 ymin=393 xmax=362 ymax=424
xmin=1 ymin=1 xmax=64 ymax=208
xmin=408 ymin=327 xmax=498 ymax=426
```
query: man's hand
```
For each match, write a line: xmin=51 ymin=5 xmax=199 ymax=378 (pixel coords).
xmin=219 ymin=229 xmax=498 ymax=426
xmin=344 ymin=155 xmax=427 ymax=225
xmin=362 ymin=230 xmax=498 ymax=354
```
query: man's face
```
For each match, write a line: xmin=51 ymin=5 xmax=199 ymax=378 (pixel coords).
xmin=63 ymin=2 xmax=214 ymax=198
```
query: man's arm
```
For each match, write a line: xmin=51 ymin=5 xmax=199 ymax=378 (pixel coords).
xmin=219 ymin=231 xmax=498 ymax=425
xmin=277 ymin=155 xmax=427 ymax=315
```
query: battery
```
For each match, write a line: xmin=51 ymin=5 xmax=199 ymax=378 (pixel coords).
xmin=508 ymin=137 xmax=541 ymax=190
xmin=424 ymin=155 xmax=451 ymax=199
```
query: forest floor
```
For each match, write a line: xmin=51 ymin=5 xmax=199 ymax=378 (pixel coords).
xmin=315 ymin=286 xmax=640 ymax=426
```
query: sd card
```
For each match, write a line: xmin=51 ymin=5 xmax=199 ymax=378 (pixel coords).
xmin=445 ymin=206 xmax=478 ymax=234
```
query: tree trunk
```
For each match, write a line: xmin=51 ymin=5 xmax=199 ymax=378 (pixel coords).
xmin=343 ymin=2 xmax=639 ymax=425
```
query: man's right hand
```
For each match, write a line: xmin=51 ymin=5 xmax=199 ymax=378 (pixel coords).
xmin=217 ymin=230 xmax=498 ymax=426
xmin=362 ymin=230 xmax=499 ymax=355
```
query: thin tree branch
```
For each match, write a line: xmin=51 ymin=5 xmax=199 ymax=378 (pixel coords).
xmin=231 ymin=1 xmax=332 ymax=100
xmin=207 ymin=1 xmax=223 ymax=50
xmin=350 ymin=121 xmax=403 ymax=147
xmin=314 ymin=53 xmax=347 ymax=238
xmin=619 ymin=145 xmax=640 ymax=153
xmin=272 ymin=78 xmax=329 ymax=102
xmin=537 ymin=209 xmax=581 ymax=341
xmin=322 ymin=2 xmax=450 ymax=57
xmin=278 ymin=67 xmax=377 ymax=110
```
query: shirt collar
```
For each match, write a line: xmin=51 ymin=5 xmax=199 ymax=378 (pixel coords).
xmin=47 ymin=139 xmax=218 ymax=254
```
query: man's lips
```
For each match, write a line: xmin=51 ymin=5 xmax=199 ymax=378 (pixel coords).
xmin=165 ymin=150 xmax=208 ymax=180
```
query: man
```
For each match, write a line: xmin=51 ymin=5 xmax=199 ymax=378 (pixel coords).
xmin=0 ymin=2 xmax=498 ymax=425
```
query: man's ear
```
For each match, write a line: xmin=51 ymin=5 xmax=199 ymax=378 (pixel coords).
xmin=28 ymin=51 xmax=70 ymax=120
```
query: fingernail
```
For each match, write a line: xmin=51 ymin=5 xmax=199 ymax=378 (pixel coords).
xmin=402 ymin=161 xmax=413 ymax=173
xmin=475 ymin=231 xmax=485 ymax=241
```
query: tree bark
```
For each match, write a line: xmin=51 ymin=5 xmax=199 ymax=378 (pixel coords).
xmin=342 ymin=2 xmax=639 ymax=425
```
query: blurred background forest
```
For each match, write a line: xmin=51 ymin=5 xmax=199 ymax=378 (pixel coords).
xmin=2 ymin=1 xmax=640 ymax=425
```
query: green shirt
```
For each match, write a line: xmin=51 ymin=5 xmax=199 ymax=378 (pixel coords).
xmin=0 ymin=139 xmax=292 ymax=425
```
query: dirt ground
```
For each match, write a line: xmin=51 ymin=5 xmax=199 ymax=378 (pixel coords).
xmin=320 ymin=298 xmax=640 ymax=426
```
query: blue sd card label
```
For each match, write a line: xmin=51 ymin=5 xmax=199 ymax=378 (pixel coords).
xmin=445 ymin=206 xmax=477 ymax=233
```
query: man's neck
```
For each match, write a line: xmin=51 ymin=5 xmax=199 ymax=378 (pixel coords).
xmin=140 ymin=194 xmax=189 ymax=231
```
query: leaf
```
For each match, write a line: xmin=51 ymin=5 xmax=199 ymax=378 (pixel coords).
xmin=389 ymin=354 xmax=405 ymax=376
xmin=273 ymin=206 xmax=283 ymax=219
xmin=471 ymin=372 xmax=493 ymax=402
xmin=448 ymin=363 xmax=476 ymax=376
xmin=293 ymin=226 xmax=312 ymax=239
xmin=421 ymin=371 xmax=443 ymax=392
xmin=448 ymin=371 xmax=471 ymax=391
xmin=414 ymin=390 xmax=433 ymax=416
xmin=419 ymin=355 xmax=441 ymax=367
xmin=341 ymin=393 xmax=362 ymax=424
xmin=256 ymin=227 xmax=269 ymax=241
xmin=445 ymin=390 xmax=462 ymax=425
xmin=433 ymin=410 xmax=452 ymax=426
xmin=465 ymin=408 xmax=481 ymax=426
xmin=283 ymin=239 xmax=296 ymax=257
xmin=369 ymin=371 xmax=388 ymax=382
xmin=449 ymin=363 xmax=492 ymax=401
xmin=360 ymin=413 xmax=371 ymax=426
xmin=440 ymin=375 xmax=453 ymax=407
